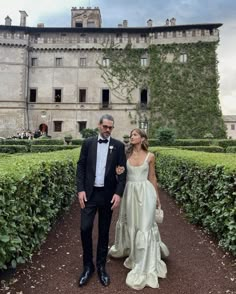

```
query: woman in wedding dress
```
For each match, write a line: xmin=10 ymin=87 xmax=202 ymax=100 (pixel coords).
xmin=109 ymin=128 xmax=169 ymax=290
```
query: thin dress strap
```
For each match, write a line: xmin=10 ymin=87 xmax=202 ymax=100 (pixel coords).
xmin=144 ymin=152 xmax=150 ymax=162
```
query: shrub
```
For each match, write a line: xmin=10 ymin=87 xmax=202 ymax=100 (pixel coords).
xmin=156 ymin=127 xmax=176 ymax=146
xmin=80 ymin=128 xmax=98 ymax=139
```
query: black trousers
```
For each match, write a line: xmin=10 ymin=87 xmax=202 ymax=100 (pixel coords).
xmin=80 ymin=187 xmax=113 ymax=268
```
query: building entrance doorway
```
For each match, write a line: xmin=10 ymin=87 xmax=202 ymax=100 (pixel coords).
xmin=39 ymin=123 xmax=48 ymax=135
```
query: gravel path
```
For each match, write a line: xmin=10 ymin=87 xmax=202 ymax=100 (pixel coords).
xmin=0 ymin=189 xmax=235 ymax=294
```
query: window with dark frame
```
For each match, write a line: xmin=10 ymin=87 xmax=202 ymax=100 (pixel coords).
xmin=55 ymin=57 xmax=62 ymax=67
xmin=102 ymin=89 xmax=109 ymax=108
xmin=80 ymin=58 xmax=87 ymax=67
xmin=31 ymin=57 xmax=37 ymax=66
xmin=29 ymin=89 xmax=37 ymax=102
xmin=140 ymin=89 xmax=148 ymax=108
xmin=79 ymin=89 xmax=86 ymax=103
xmin=76 ymin=22 xmax=83 ymax=27
xmin=54 ymin=89 xmax=62 ymax=103
xmin=54 ymin=121 xmax=62 ymax=132
xmin=78 ymin=121 xmax=87 ymax=132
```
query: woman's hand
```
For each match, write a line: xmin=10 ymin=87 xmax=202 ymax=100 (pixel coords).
xmin=116 ymin=165 xmax=125 ymax=175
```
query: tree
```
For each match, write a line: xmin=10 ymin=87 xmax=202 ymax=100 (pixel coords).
xmin=80 ymin=128 xmax=98 ymax=139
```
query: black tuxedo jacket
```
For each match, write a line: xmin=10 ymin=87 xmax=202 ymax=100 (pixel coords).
xmin=76 ymin=136 xmax=127 ymax=201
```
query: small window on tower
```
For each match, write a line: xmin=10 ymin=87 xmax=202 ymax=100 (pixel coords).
xmin=55 ymin=57 xmax=63 ymax=67
xmin=76 ymin=22 xmax=83 ymax=28
xmin=31 ymin=58 xmax=38 ymax=66
xmin=80 ymin=58 xmax=87 ymax=67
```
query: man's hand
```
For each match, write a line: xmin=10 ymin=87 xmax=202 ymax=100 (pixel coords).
xmin=78 ymin=191 xmax=87 ymax=209
xmin=111 ymin=194 xmax=121 ymax=210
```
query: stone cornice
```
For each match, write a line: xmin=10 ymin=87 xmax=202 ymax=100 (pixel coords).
xmin=0 ymin=23 xmax=222 ymax=34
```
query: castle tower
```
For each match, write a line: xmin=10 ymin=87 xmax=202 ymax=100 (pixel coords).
xmin=19 ymin=10 xmax=28 ymax=26
xmin=71 ymin=6 xmax=102 ymax=28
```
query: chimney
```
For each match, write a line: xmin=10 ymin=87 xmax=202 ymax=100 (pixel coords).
xmin=5 ymin=16 xmax=12 ymax=26
xmin=147 ymin=19 xmax=153 ymax=27
xmin=170 ymin=17 xmax=176 ymax=26
xmin=123 ymin=20 xmax=128 ymax=28
xmin=19 ymin=10 xmax=28 ymax=26
xmin=37 ymin=23 xmax=44 ymax=28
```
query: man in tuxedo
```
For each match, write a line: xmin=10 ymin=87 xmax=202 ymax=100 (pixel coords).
xmin=76 ymin=114 xmax=127 ymax=287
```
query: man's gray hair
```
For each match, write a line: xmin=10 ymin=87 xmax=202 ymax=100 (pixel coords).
xmin=99 ymin=114 xmax=114 ymax=124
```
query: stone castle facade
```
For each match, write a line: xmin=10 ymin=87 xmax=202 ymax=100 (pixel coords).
xmin=0 ymin=7 xmax=221 ymax=139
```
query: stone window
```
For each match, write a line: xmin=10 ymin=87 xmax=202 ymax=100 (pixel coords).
xmin=29 ymin=88 xmax=37 ymax=102
xmin=101 ymin=89 xmax=110 ymax=108
xmin=31 ymin=57 xmax=38 ymax=66
xmin=141 ymin=58 xmax=147 ymax=67
xmin=80 ymin=58 xmax=87 ymax=67
xmin=54 ymin=89 xmax=62 ymax=103
xmin=55 ymin=57 xmax=63 ymax=67
xmin=79 ymin=89 xmax=86 ymax=103
xmin=54 ymin=121 xmax=62 ymax=132
xmin=231 ymin=124 xmax=235 ymax=130
xmin=87 ymin=20 xmax=95 ymax=27
xmin=102 ymin=58 xmax=110 ymax=67
xmin=180 ymin=53 xmax=187 ymax=63
xmin=76 ymin=22 xmax=83 ymax=27
xmin=78 ymin=121 xmax=87 ymax=132
xmin=140 ymin=89 xmax=148 ymax=108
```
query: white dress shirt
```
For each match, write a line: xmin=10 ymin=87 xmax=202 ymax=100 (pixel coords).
xmin=94 ymin=135 xmax=110 ymax=187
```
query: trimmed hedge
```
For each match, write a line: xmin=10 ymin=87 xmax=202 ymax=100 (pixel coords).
xmin=148 ymin=139 xmax=213 ymax=147
xmin=0 ymin=148 xmax=80 ymax=270
xmin=154 ymin=148 xmax=236 ymax=255
xmin=31 ymin=139 xmax=64 ymax=145
xmin=71 ymin=139 xmax=84 ymax=145
xmin=226 ymin=147 xmax=236 ymax=153
xmin=218 ymin=139 xmax=236 ymax=149
xmin=173 ymin=139 xmax=212 ymax=146
xmin=176 ymin=146 xmax=224 ymax=153
xmin=2 ymin=139 xmax=31 ymax=146
xmin=31 ymin=145 xmax=78 ymax=153
xmin=0 ymin=145 xmax=28 ymax=154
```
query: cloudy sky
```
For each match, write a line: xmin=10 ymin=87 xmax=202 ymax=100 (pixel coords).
xmin=0 ymin=0 xmax=235 ymax=115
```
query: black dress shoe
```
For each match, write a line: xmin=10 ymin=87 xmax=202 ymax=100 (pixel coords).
xmin=78 ymin=266 xmax=95 ymax=287
xmin=97 ymin=266 xmax=110 ymax=286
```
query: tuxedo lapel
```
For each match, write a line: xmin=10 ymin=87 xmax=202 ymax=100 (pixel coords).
xmin=105 ymin=138 xmax=115 ymax=177
xmin=91 ymin=137 xmax=98 ymax=174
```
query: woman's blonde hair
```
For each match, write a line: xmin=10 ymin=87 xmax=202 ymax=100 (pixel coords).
xmin=126 ymin=128 xmax=148 ymax=156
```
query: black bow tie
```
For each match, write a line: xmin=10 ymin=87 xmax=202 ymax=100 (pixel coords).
xmin=98 ymin=138 xmax=108 ymax=144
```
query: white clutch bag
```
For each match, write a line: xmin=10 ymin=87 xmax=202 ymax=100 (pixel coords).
xmin=155 ymin=208 xmax=164 ymax=224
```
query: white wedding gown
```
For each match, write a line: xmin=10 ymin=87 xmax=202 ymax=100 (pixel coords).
xmin=109 ymin=153 xmax=169 ymax=290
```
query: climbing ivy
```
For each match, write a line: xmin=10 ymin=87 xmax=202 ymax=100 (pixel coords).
xmin=98 ymin=42 xmax=226 ymax=139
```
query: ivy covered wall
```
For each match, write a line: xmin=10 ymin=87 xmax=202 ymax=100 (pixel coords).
xmin=99 ymin=41 xmax=226 ymax=139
